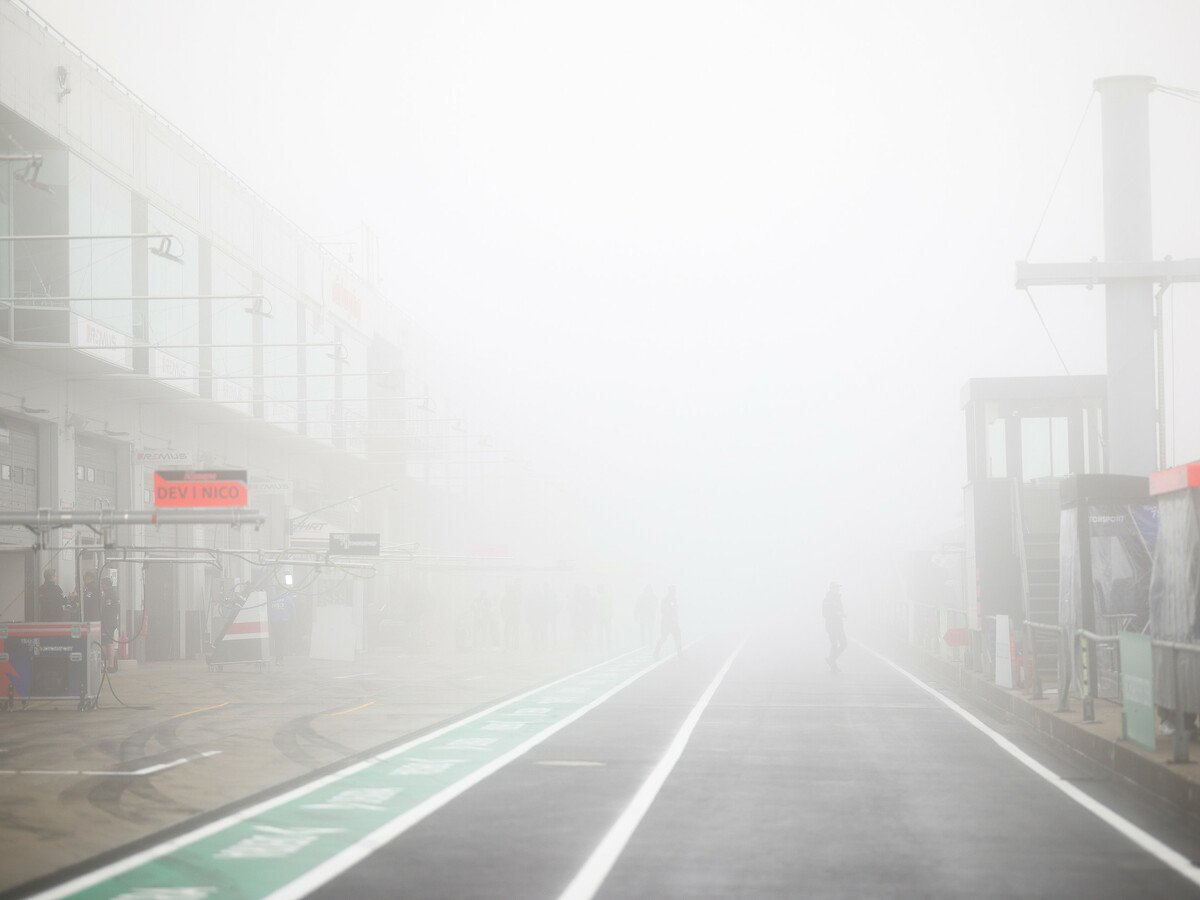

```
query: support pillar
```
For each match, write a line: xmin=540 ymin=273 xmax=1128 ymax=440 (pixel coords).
xmin=1095 ymin=75 xmax=1158 ymax=476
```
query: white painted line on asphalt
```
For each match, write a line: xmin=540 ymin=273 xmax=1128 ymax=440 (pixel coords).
xmin=559 ymin=639 xmax=746 ymax=900
xmin=33 ymin=646 xmax=659 ymax=900
xmin=333 ymin=672 xmax=374 ymax=680
xmin=0 ymin=749 xmax=222 ymax=778
xmin=860 ymin=643 xmax=1200 ymax=890
xmin=267 ymin=648 xmax=686 ymax=900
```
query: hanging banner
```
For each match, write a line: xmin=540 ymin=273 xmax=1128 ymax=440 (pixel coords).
xmin=153 ymin=470 xmax=248 ymax=508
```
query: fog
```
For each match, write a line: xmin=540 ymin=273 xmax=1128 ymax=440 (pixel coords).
xmin=26 ymin=0 xmax=1200 ymax=611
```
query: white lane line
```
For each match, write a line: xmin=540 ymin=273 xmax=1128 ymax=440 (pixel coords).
xmin=859 ymin=643 xmax=1200 ymax=890
xmin=35 ymin=646 xmax=657 ymax=900
xmin=0 ymin=750 xmax=221 ymax=777
xmin=267 ymin=648 xmax=686 ymax=900
xmin=559 ymin=639 xmax=746 ymax=900
xmin=333 ymin=672 xmax=374 ymax=680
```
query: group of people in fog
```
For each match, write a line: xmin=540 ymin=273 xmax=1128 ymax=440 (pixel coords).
xmin=462 ymin=581 xmax=683 ymax=657
xmin=36 ymin=567 xmax=121 ymax=672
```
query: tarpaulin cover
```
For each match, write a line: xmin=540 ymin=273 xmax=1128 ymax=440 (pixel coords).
xmin=1058 ymin=503 xmax=1157 ymax=695
xmin=1059 ymin=504 xmax=1156 ymax=631
xmin=1149 ymin=490 xmax=1200 ymax=711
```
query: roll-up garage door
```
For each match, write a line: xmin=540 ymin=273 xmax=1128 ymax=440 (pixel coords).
xmin=0 ymin=418 xmax=39 ymax=621
xmin=0 ymin=417 xmax=39 ymax=526
xmin=75 ymin=436 xmax=118 ymax=512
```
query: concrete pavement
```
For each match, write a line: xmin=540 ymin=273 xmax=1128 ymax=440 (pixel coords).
xmin=0 ymin=644 xmax=616 ymax=895
xmin=8 ymin=616 xmax=1200 ymax=897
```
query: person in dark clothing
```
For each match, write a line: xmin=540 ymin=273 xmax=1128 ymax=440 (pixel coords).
xmin=823 ymin=582 xmax=848 ymax=672
xmin=80 ymin=570 xmax=101 ymax=623
xmin=37 ymin=568 xmax=66 ymax=621
xmin=654 ymin=585 xmax=683 ymax=659
xmin=100 ymin=575 xmax=120 ymax=672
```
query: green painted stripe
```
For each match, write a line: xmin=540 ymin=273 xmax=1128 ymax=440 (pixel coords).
xmin=47 ymin=649 xmax=658 ymax=900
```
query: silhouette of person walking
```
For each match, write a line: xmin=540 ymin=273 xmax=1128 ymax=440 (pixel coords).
xmin=655 ymin=585 xmax=682 ymax=658
xmin=823 ymin=582 xmax=847 ymax=672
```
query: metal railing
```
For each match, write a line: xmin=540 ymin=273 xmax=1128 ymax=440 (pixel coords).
xmin=1024 ymin=619 xmax=1200 ymax=763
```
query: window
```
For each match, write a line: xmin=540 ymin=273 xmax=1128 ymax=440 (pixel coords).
xmin=76 ymin=465 xmax=84 ymax=481
xmin=12 ymin=466 xmax=22 ymax=484
xmin=262 ymin=287 xmax=298 ymax=429
xmin=26 ymin=468 xmax=35 ymax=485
xmin=69 ymin=156 xmax=133 ymax=332
xmin=86 ymin=466 xmax=95 ymax=483
xmin=1 ymin=464 xmax=9 ymax=480
xmin=1021 ymin=416 xmax=1069 ymax=481
xmin=210 ymin=249 xmax=254 ymax=388
xmin=147 ymin=205 xmax=200 ymax=365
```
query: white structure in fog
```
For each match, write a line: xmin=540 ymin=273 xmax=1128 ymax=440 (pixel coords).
xmin=0 ymin=1 xmax=553 ymax=658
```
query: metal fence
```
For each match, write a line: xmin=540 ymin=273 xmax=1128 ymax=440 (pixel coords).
xmin=1023 ymin=619 xmax=1200 ymax=763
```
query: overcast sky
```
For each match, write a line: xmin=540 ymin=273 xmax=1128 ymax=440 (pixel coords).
xmin=24 ymin=0 xmax=1200 ymax=604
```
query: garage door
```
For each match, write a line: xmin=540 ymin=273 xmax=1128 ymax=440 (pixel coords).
xmin=0 ymin=418 xmax=39 ymax=620
xmin=75 ymin=436 xmax=118 ymax=512
xmin=0 ymin=417 xmax=39 ymax=537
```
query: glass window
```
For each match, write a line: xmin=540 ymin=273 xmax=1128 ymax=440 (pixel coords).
xmin=145 ymin=132 xmax=200 ymax=218
xmin=210 ymin=249 xmax=255 ymax=407
xmin=340 ymin=330 xmax=370 ymax=454
xmin=304 ymin=305 xmax=335 ymax=442
xmin=11 ymin=148 xmax=69 ymax=303
xmin=263 ymin=218 xmax=298 ymax=287
xmin=1021 ymin=417 xmax=1069 ymax=481
xmin=147 ymin=205 xmax=199 ymax=364
xmin=69 ymin=156 xmax=132 ymax=333
xmin=262 ymin=286 xmax=298 ymax=429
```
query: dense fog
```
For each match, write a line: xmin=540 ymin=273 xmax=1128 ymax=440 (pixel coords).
xmin=21 ymin=0 xmax=1200 ymax=625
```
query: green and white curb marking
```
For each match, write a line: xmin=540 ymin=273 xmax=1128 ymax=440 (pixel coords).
xmin=41 ymin=648 xmax=667 ymax=900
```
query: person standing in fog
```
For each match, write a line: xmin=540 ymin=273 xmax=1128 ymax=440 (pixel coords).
xmin=38 ymin=568 xmax=65 ymax=621
xmin=100 ymin=574 xmax=120 ymax=673
xmin=655 ymin=585 xmax=682 ymax=658
xmin=823 ymin=582 xmax=848 ymax=672
xmin=79 ymin=570 xmax=101 ymax=623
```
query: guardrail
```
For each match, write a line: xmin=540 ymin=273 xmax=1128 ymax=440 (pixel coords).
xmin=1023 ymin=619 xmax=1200 ymax=763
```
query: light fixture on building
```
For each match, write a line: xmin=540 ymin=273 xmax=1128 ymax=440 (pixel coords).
xmin=150 ymin=235 xmax=184 ymax=264
xmin=55 ymin=66 xmax=71 ymax=101
xmin=245 ymin=296 xmax=273 ymax=319
xmin=15 ymin=157 xmax=52 ymax=194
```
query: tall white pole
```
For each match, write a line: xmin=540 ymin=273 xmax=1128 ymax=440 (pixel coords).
xmin=1095 ymin=75 xmax=1158 ymax=476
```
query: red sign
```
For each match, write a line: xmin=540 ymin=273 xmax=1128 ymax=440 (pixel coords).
xmin=1149 ymin=461 xmax=1200 ymax=497
xmin=153 ymin=470 xmax=248 ymax=508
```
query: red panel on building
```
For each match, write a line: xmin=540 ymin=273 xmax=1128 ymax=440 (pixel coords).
xmin=1149 ymin=462 xmax=1200 ymax=497
xmin=153 ymin=470 xmax=248 ymax=508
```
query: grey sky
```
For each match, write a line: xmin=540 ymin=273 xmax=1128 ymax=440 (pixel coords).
xmin=25 ymin=0 xmax=1200 ymax=603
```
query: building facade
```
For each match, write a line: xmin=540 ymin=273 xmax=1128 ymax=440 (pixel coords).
xmin=0 ymin=1 xmax=506 ymax=657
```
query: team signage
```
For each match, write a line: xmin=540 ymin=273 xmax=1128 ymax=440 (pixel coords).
xmin=329 ymin=533 xmax=380 ymax=556
xmin=154 ymin=470 xmax=248 ymax=508
xmin=136 ymin=447 xmax=195 ymax=467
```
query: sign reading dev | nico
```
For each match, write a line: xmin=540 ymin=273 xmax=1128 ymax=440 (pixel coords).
xmin=154 ymin=470 xmax=248 ymax=508
xmin=329 ymin=533 xmax=380 ymax=556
